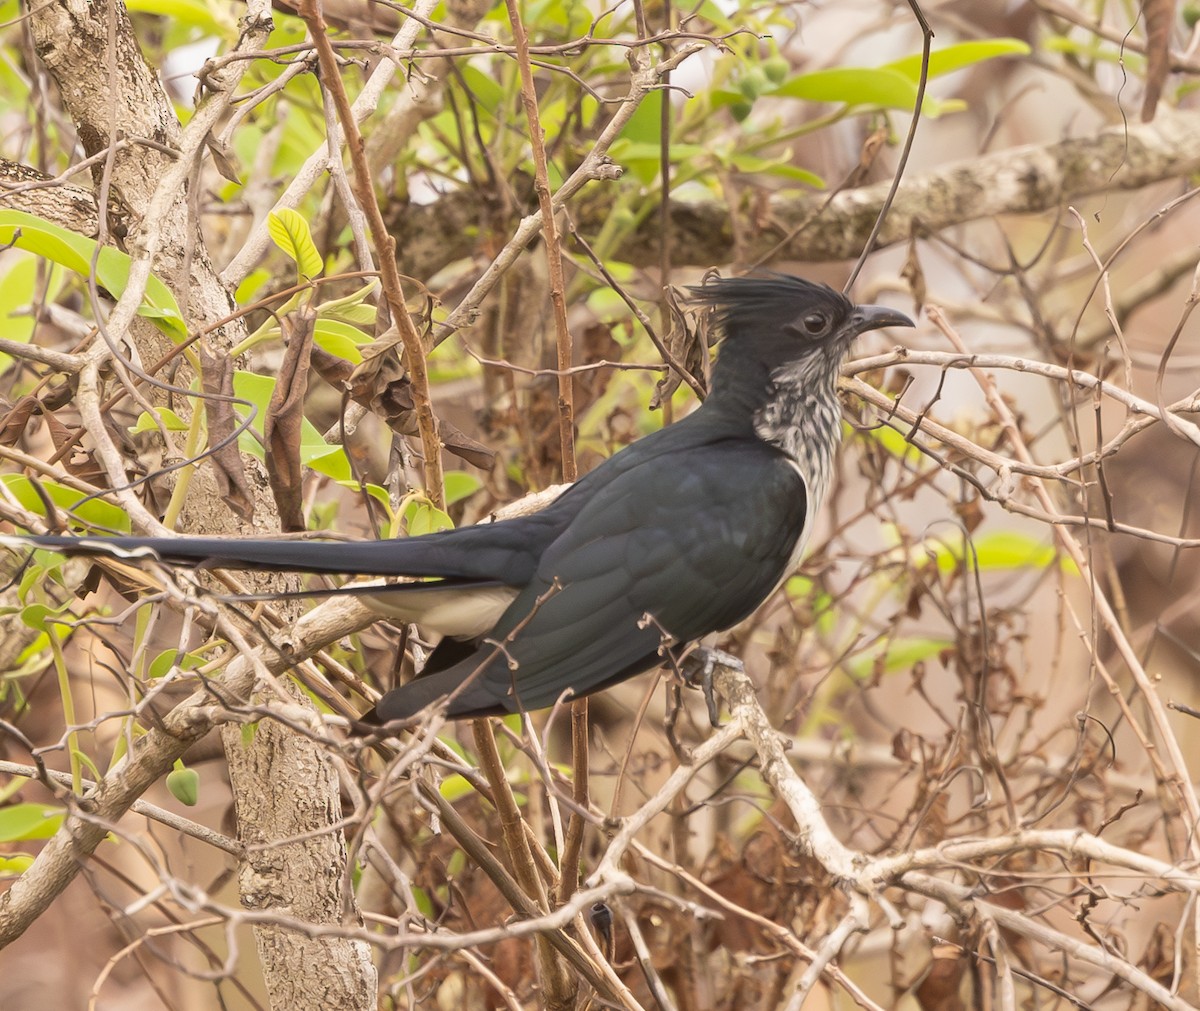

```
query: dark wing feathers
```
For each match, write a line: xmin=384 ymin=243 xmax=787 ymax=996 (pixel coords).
xmin=376 ymin=440 xmax=808 ymax=719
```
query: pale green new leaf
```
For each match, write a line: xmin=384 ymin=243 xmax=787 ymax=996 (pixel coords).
xmin=267 ymin=208 xmax=323 ymax=280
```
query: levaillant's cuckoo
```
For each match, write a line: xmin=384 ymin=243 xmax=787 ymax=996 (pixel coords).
xmin=9 ymin=275 xmax=913 ymax=720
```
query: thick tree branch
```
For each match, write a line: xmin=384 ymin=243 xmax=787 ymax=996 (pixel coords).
xmin=385 ymin=106 xmax=1200 ymax=276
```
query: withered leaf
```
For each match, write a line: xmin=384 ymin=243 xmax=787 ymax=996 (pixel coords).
xmin=265 ymin=306 xmax=316 ymax=532
xmin=310 ymin=345 xmax=494 ymax=470
xmin=43 ymin=412 xmax=105 ymax=487
xmin=199 ymin=346 xmax=255 ymax=522
xmin=204 ymin=131 xmax=242 ymax=184
xmin=0 ymin=395 xmax=42 ymax=447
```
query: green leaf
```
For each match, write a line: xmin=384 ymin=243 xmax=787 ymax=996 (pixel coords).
xmin=235 ymin=267 xmax=273 ymax=305
xmin=727 ymin=153 xmax=823 ymax=188
xmin=610 ymin=140 xmax=707 ymax=168
xmin=335 ymin=480 xmax=393 ymax=513
xmin=0 ymin=854 xmax=34 ymax=877
xmin=0 ymin=211 xmax=185 ymax=340
xmin=772 ymin=67 xmax=920 ymax=110
xmin=126 ymin=0 xmax=238 ymax=36
xmin=313 ymin=318 xmax=370 ymax=363
xmin=20 ymin=601 xmax=73 ymax=634
xmin=404 ymin=499 xmax=454 ymax=537
xmin=328 ymin=302 xmax=376 ymax=326
xmin=439 ymin=774 xmax=474 ymax=802
xmin=1042 ymin=35 xmax=1145 ymax=69
xmin=859 ymin=420 xmax=925 ymax=463
xmin=0 ymin=803 xmax=65 ymax=842
xmin=128 ymin=407 xmax=189 ymax=434
xmin=147 ymin=648 xmax=205 ymax=681
xmin=409 ymin=886 xmax=436 ymax=919
xmin=0 ymin=253 xmax=58 ymax=375
xmin=457 ymin=64 xmax=505 ymax=116
xmin=614 ymin=91 xmax=664 ymax=184
xmin=444 ymin=471 xmax=482 ymax=506
xmin=267 ymin=208 xmax=323 ymax=280
xmin=886 ymin=38 xmax=1031 ymax=83
xmin=845 ymin=637 xmax=952 ymax=680
xmin=2 ymin=474 xmax=132 ymax=532
xmin=927 ymin=531 xmax=1076 ymax=573
xmin=316 ymin=279 xmax=378 ymax=323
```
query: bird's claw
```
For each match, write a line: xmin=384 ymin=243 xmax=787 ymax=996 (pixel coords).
xmin=680 ymin=646 xmax=743 ymax=727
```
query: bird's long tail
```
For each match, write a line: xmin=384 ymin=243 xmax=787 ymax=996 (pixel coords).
xmin=2 ymin=533 xmax=431 ymax=576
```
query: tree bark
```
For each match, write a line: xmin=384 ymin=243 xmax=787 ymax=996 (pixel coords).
xmin=9 ymin=3 xmax=377 ymax=1005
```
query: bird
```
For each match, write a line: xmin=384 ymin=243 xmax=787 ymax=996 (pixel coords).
xmin=8 ymin=275 xmax=913 ymax=722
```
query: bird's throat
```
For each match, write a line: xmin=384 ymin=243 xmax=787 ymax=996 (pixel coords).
xmin=752 ymin=360 xmax=843 ymax=511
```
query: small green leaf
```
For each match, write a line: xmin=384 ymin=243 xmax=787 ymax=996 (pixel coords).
xmin=328 ymin=302 xmax=376 ymax=326
xmin=235 ymin=268 xmax=273 ymax=305
xmin=610 ymin=140 xmax=707 ymax=164
xmin=409 ymin=886 xmax=436 ymax=919
xmin=845 ymin=637 xmax=952 ymax=680
xmin=444 ymin=471 xmax=482 ymax=506
xmin=439 ymin=774 xmax=474 ymax=802
xmin=19 ymin=602 xmax=72 ymax=634
xmin=614 ymin=91 xmax=664 ymax=184
xmin=0 ymin=253 xmax=58 ymax=375
xmin=860 ymin=421 xmax=924 ymax=463
xmin=0 ymin=803 xmax=65 ymax=842
xmin=129 ymin=408 xmax=189 ymax=434
xmin=0 ymin=854 xmax=34 ymax=877
xmin=166 ymin=764 xmax=200 ymax=807
xmin=335 ymin=480 xmax=393 ymax=512
xmin=316 ymin=279 xmax=378 ymax=323
xmin=313 ymin=318 xmax=370 ymax=363
xmin=1042 ymin=35 xmax=1144 ymax=69
xmin=404 ymin=500 xmax=454 ymax=537
xmin=147 ymin=648 xmax=205 ymax=681
xmin=267 ymin=208 xmax=323 ymax=280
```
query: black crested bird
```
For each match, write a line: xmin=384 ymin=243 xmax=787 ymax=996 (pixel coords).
xmin=10 ymin=275 xmax=913 ymax=721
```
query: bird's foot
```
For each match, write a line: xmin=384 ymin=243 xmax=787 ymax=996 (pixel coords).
xmin=680 ymin=646 xmax=743 ymax=728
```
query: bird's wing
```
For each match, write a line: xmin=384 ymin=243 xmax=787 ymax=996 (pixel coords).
xmin=376 ymin=438 xmax=809 ymax=719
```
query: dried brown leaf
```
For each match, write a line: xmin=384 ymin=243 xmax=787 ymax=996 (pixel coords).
xmin=0 ymin=395 xmax=41 ymax=447
xmin=265 ymin=307 xmax=316 ymax=532
xmin=199 ymin=346 xmax=255 ymax=522
xmin=310 ymin=345 xmax=494 ymax=470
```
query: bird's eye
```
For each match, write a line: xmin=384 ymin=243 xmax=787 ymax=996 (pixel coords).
xmin=801 ymin=312 xmax=828 ymax=335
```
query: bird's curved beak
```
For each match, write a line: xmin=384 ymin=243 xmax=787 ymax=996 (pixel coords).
xmin=851 ymin=304 xmax=915 ymax=335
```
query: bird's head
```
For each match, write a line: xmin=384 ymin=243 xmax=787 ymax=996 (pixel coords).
xmin=689 ymin=273 xmax=914 ymax=385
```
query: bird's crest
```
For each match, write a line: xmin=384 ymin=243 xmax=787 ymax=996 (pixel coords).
xmin=687 ymin=273 xmax=853 ymax=339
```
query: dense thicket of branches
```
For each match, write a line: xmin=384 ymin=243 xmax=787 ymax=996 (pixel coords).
xmin=2 ymin=1 xmax=1200 ymax=1008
